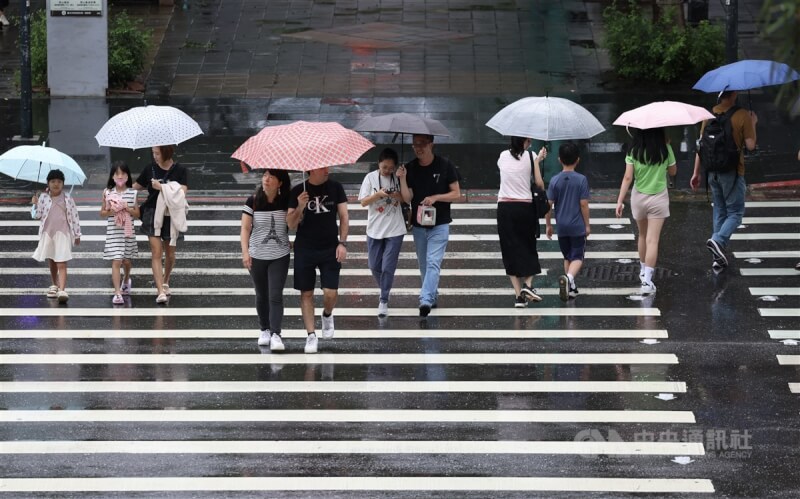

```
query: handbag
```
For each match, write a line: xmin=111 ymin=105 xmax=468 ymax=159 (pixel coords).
xmin=528 ymin=151 xmax=550 ymax=218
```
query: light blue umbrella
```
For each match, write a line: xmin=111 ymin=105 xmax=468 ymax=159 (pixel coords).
xmin=0 ymin=144 xmax=86 ymax=186
xmin=693 ymin=59 xmax=800 ymax=92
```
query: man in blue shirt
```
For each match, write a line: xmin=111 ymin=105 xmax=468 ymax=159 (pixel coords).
xmin=545 ymin=143 xmax=591 ymax=301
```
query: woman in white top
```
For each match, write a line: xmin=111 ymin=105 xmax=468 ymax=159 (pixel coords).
xmin=496 ymin=136 xmax=547 ymax=308
xmin=358 ymin=148 xmax=406 ymax=317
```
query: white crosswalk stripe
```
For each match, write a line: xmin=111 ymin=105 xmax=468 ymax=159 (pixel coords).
xmin=0 ymin=200 xmax=707 ymax=495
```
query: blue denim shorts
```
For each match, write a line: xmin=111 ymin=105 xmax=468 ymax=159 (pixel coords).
xmin=558 ymin=235 xmax=586 ymax=261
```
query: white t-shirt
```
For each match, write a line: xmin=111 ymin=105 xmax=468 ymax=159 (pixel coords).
xmin=497 ymin=149 xmax=535 ymax=201
xmin=358 ymin=170 xmax=407 ymax=239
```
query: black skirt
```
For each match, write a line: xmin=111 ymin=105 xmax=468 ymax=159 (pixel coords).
xmin=497 ymin=202 xmax=541 ymax=277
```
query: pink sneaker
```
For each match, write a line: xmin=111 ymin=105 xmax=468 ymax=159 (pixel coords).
xmin=121 ymin=278 xmax=132 ymax=295
xmin=112 ymin=294 xmax=124 ymax=305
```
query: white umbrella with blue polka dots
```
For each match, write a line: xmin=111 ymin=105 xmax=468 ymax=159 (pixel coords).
xmin=95 ymin=105 xmax=203 ymax=149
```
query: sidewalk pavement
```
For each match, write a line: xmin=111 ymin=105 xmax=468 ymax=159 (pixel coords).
xmin=0 ymin=0 xmax=795 ymax=199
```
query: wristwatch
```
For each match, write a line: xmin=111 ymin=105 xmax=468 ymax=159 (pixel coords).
xmin=338 ymin=241 xmax=348 ymax=249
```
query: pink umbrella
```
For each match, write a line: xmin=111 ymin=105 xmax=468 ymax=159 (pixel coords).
xmin=232 ymin=121 xmax=374 ymax=171
xmin=612 ymin=101 xmax=714 ymax=129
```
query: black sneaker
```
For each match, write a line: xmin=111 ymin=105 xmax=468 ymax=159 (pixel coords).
xmin=568 ymin=286 xmax=579 ymax=299
xmin=419 ymin=304 xmax=431 ymax=317
xmin=520 ymin=284 xmax=542 ymax=302
xmin=514 ymin=296 xmax=527 ymax=308
xmin=706 ymin=239 xmax=728 ymax=267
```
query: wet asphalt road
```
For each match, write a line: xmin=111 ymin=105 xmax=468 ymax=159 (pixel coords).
xmin=0 ymin=195 xmax=798 ymax=497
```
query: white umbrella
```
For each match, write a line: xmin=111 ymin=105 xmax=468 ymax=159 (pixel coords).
xmin=486 ymin=96 xmax=605 ymax=141
xmin=95 ymin=105 xmax=203 ymax=149
xmin=0 ymin=144 xmax=86 ymax=186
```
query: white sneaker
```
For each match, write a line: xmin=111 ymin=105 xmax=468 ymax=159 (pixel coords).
xmin=304 ymin=333 xmax=318 ymax=354
xmin=57 ymin=290 xmax=69 ymax=303
xmin=0 ymin=15 xmax=9 ymax=26
xmin=269 ymin=333 xmax=285 ymax=351
xmin=641 ymin=282 xmax=657 ymax=294
xmin=321 ymin=313 xmax=335 ymax=339
xmin=46 ymin=285 xmax=58 ymax=298
xmin=377 ymin=301 xmax=389 ymax=317
xmin=121 ymin=278 xmax=132 ymax=296
xmin=257 ymin=330 xmax=270 ymax=346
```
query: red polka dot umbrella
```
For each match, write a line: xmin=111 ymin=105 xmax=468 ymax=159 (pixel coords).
xmin=232 ymin=121 xmax=374 ymax=172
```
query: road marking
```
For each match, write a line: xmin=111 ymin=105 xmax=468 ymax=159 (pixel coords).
xmin=0 ymin=380 xmax=687 ymax=393
xmin=758 ymin=309 xmax=800 ymax=317
xmin=0 ymin=233 xmax=634 ymax=242
xmin=3 ymin=203 xmax=623 ymax=212
xmin=750 ymin=287 xmax=800 ymax=296
xmin=0 ymin=218 xmax=631 ymax=228
xmin=740 ymin=268 xmax=798 ymax=276
xmin=0 ymin=353 xmax=679 ymax=365
xmin=0 ymin=250 xmax=642 ymax=260
xmin=734 ymin=251 xmax=800 ymax=258
xmin=730 ymin=233 xmax=800 ymax=240
xmin=0 ymin=307 xmax=660 ymax=317
xmin=0 ymin=476 xmax=716 ymax=493
xmin=0 ymin=328 xmax=669 ymax=339
xmin=744 ymin=201 xmax=800 ymax=208
xmin=777 ymin=355 xmax=800 ymax=365
xmin=0 ymin=268 xmax=551 ymax=277
xmin=0 ymin=440 xmax=704 ymax=456
xmin=0 ymin=409 xmax=695 ymax=423
xmin=740 ymin=217 xmax=800 ymax=224
xmin=0 ymin=286 xmax=644 ymax=296
xmin=769 ymin=330 xmax=800 ymax=339
xmin=790 ymin=383 xmax=800 ymax=393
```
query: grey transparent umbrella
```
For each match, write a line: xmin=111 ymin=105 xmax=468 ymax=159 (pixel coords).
xmin=486 ymin=96 xmax=604 ymax=141
xmin=355 ymin=113 xmax=451 ymax=162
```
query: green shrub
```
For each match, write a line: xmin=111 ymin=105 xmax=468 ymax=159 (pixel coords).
xmin=25 ymin=10 xmax=152 ymax=90
xmin=30 ymin=10 xmax=48 ymax=88
xmin=603 ymin=0 xmax=724 ymax=83
xmin=108 ymin=11 xmax=152 ymax=87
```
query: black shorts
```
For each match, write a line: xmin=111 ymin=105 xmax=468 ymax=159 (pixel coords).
xmin=293 ymin=246 xmax=341 ymax=291
xmin=139 ymin=206 xmax=183 ymax=242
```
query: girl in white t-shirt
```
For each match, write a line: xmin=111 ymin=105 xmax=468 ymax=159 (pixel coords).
xmin=358 ymin=148 xmax=406 ymax=317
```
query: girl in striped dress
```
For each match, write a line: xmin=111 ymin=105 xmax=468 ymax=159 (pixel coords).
xmin=100 ymin=162 xmax=140 ymax=305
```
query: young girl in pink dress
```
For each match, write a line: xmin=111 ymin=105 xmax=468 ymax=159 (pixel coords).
xmin=32 ymin=169 xmax=82 ymax=303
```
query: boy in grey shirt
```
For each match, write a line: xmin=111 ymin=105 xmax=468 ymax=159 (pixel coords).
xmin=545 ymin=142 xmax=591 ymax=301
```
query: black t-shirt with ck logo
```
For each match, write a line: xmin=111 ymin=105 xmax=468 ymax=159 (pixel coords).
xmin=289 ymin=179 xmax=348 ymax=250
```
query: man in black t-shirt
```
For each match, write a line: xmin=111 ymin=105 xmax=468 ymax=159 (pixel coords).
xmin=397 ymin=134 xmax=461 ymax=317
xmin=287 ymin=167 xmax=349 ymax=353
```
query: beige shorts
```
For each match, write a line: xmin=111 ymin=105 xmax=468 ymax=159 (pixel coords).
xmin=631 ymin=188 xmax=670 ymax=220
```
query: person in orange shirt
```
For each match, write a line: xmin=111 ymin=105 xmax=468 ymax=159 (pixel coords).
xmin=690 ymin=90 xmax=758 ymax=271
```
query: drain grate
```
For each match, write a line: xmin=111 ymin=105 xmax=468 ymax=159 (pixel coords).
xmin=581 ymin=264 xmax=672 ymax=283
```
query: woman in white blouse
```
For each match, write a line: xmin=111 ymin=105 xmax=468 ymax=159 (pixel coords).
xmin=496 ymin=136 xmax=547 ymax=308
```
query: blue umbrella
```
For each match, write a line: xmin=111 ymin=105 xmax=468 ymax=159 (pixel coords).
xmin=693 ymin=59 xmax=800 ymax=92
xmin=0 ymin=144 xmax=86 ymax=186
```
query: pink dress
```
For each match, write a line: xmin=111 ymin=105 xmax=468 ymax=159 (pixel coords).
xmin=32 ymin=194 xmax=74 ymax=262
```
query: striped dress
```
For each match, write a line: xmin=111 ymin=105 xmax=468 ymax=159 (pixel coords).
xmin=103 ymin=188 xmax=138 ymax=260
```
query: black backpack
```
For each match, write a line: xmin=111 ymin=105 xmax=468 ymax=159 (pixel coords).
xmin=698 ymin=105 xmax=741 ymax=174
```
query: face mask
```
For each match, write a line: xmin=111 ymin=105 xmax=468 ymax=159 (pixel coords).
xmin=114 ymin=178 xmax=127 ymax=187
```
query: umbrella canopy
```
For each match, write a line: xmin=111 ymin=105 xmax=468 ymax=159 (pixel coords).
xmin=612 ymin=101 xmax=715 ymax=129
xmin=95 ymin=105 xmax=203 ymax=149
xmin=486 ymin=96 xmax=605 ymax=141
xmin=693 ymin=59 xmax=800 ymax=92
xmin=0 ymin=144 xmax=86 ymax=186
xmin=232 ymin=121 xmax=375 ymax=171
xmin=355 ymin=113 xmax=451 ymax=136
